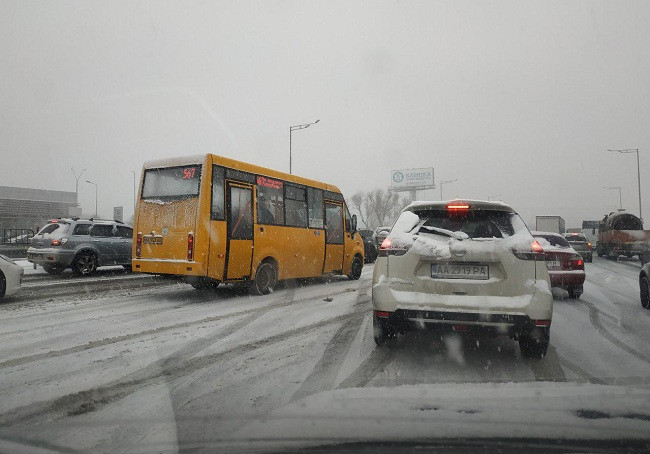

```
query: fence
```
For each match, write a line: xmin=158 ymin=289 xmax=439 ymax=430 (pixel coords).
xmin=1 ymin=229 xmax=35 ymax=245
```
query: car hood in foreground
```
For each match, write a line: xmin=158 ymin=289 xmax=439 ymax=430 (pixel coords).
xmin=2 ymin=382 xmax=649 ymax=453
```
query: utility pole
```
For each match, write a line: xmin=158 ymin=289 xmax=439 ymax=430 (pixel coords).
xmin=440 ymin=179 xmax=458 ymax=201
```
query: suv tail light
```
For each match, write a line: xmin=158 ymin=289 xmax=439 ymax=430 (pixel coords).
xmin=378 ymin=238 xmax=409 ymax=257
xmin=136 ymin=232 xmax=143 ymax=258
xmin=51 ymin=239 xmax=61 ymax=246
xmin=187 ymin=232 xmax=194 ymax=261
xmin=512 ymin=240 xmax=545 ymax=261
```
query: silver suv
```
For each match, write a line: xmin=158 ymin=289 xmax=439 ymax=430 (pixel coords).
xmin=27 ymin=218 xmax=133 ymax=276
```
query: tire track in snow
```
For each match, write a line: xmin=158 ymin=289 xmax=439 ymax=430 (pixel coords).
xmin=523 ymin=345 xmax=566 ymax=382
xmin=575 ymin=299 xmax=650 ymax=365
xmin=0 ymin=286 xmax=358 ymax=369
xmin=0 ymin=308 xmax=367 ymax=427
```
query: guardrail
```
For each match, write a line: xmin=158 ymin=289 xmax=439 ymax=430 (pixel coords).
xmin=1 ymin=229 xmax=35 ymax=245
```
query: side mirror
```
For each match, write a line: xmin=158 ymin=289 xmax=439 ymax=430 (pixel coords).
xmin=351 ymin=214 xmax=358 ymax=232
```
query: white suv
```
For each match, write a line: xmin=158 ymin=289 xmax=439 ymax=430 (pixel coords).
xmin=372 ymin=200 xmax=553 ymax=358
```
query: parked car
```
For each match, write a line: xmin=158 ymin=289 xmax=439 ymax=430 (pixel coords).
xmin=563 ymin=232 xmax=593 ymax=262
xmin=532 ymin=231 xmax=585 ymax=299
xmin=27 ymin=218 xmax=133 ymax=276
xmin=640 ymin=262 xmax=650 ymax=310
xmin=0 ymin=254 xmax=23 ymax=298
xmin=358 ymin=229 xmax=378 ymax=263
xmin=372 ymin=200 xmax=554 ymax=358
xmin=374 ymin=226 xmax=391 ymax=248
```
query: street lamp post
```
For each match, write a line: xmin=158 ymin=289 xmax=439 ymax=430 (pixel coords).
xmin=71 ymin=168 xmax=86 ymax=203
xmin=602 ymin=186 xmax=622 ymax=209
xmin=608 ymin=148 xmax=642 ymax=222
xmin=289 ymin=119 xmax=320 ymax=174
xmin=86 ymin=180 xmax=98 ymax=218
xmin=440 ymin=179 xmax=458 ymax=200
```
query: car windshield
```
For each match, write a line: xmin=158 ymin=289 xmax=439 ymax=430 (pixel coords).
xmin=3 ymin=1 xmax=650 ymax=452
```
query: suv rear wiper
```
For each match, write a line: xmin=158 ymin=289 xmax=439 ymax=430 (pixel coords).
xmin=417 ymin=225 xmax=467 ymax=240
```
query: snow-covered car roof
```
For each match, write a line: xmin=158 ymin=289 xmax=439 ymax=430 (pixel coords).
xmin=404 ymin=199 xmax=514 ymax=213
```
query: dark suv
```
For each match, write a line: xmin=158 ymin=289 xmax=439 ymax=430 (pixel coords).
xmin=27 ymin=218 xmax=133 ymax=276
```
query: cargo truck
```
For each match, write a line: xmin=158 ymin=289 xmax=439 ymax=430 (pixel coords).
xmin=597 ymin=211 xmax=650 ymax=264
xmin=535 ymin=216 xmax=566 ymax=234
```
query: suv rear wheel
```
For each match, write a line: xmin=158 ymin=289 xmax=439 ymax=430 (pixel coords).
xmin=373 ymin=315 xmax=396 ymax=346
xmin=43 ymin=264 xmax=65 ymax=275
xmin=519 ymin=329 xmax=549 ymax=358
xmin=73 ymin=251 xmax=97 ymax=276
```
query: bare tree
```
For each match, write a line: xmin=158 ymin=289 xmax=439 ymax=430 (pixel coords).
xmin=350 ymin=191 xmax=370 ymax=228
xmin=350 ymin=188 xmax=412 ymax=229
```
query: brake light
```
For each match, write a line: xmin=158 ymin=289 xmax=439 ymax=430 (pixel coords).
xmin=374 ymin=310 xmax=391 ymax=318
xmin=378 ymin=237 xmax=409 ymax=257
xmin=512 ymin=241 xmax=545 ymax=261
xmin=187 ymin=232 xmax=194 ymax=261
xmin=50 ymin=219 xmax=59 ymax=223
xmin=534 ymin=320 xmax=551 ymax=327
xmin=51 ymin=239 xmax=61 ymax=246
xmin=136 ymin=232 xmax=143 ymax=258
xmin=587 ymin=242 xmax=592 ymax=249
xmin=447 ymin=203 xmax=470 ymax=210
xmin=567 ymin=255 xmax=584 ymax=270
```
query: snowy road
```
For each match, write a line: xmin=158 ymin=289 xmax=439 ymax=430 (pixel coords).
xmin=1 ymin=258 xmax=649 ymax=451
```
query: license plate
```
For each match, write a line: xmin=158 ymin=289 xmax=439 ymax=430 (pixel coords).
xmin=546 ymin=260 xmax=561 ymax=269
xmin=143 ymin=235 xmax=163 ymax=245
xmin=431 ymin=263 xmax=489 ymax=280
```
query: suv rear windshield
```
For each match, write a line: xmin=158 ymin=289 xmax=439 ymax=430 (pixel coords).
xmin=36 ymin=223 xmax=69 ymax=238
xmin=141 ymin=165 xmax=201 ymax=200
xmin=407 ymin=209 xmax=528 ymax=239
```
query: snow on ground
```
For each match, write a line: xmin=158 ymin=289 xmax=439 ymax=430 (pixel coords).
xmin=1 ymin=259 xmax=650 ymax=452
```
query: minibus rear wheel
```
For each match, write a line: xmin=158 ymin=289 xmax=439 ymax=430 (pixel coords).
xmin=251 ymin=261 xmax=277 ymax=295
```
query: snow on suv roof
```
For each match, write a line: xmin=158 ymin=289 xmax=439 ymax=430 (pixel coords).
xmin=403 ymin=199 xmax=514 ymax=212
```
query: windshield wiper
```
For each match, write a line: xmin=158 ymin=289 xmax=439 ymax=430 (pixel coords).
xmin=418 ymin=225 xmax=467 ymax=240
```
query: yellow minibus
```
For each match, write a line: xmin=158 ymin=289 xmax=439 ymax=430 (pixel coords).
xmin=132 ymin=154 xmax=364 ymax=294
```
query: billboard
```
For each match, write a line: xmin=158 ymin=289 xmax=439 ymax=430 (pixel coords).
xmin=391 ymin=168 xmax=435 ymax=190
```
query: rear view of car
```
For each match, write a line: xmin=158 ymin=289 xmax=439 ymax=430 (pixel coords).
xmin=563 ymin=232 xmax=593 ymax=262
xmin=28 ymin=219 xmax=133 ymax=276
xmin=358 ymin=229 xmax=378 ymax=263
xmin=372 ymin=200 xmax=553 ymax=358
xmin=533 ymin=231 xmax=585 ymax=299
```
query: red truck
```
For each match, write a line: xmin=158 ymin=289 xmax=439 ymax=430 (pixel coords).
xmin=597 ymin=211 xmax=650 ymax=264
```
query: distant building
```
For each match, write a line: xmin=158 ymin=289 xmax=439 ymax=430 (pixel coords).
xmin=0 ymin=186 xmax=78 ymax=231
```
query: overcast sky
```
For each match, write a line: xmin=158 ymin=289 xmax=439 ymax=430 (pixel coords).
xmin=2 ymin=0 xmax=649 ymax=227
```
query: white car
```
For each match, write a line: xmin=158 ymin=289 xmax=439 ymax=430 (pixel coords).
xmin=0 ymin=254 xmax=24 ymax=298
xmin=372 ymin=200 xmax=554 ymax=358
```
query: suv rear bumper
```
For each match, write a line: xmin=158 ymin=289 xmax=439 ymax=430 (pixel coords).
xmin=375 ymin=309 xmax=548 ymax=338
xmin=26 ymin=248 xmax=75 ymax=267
